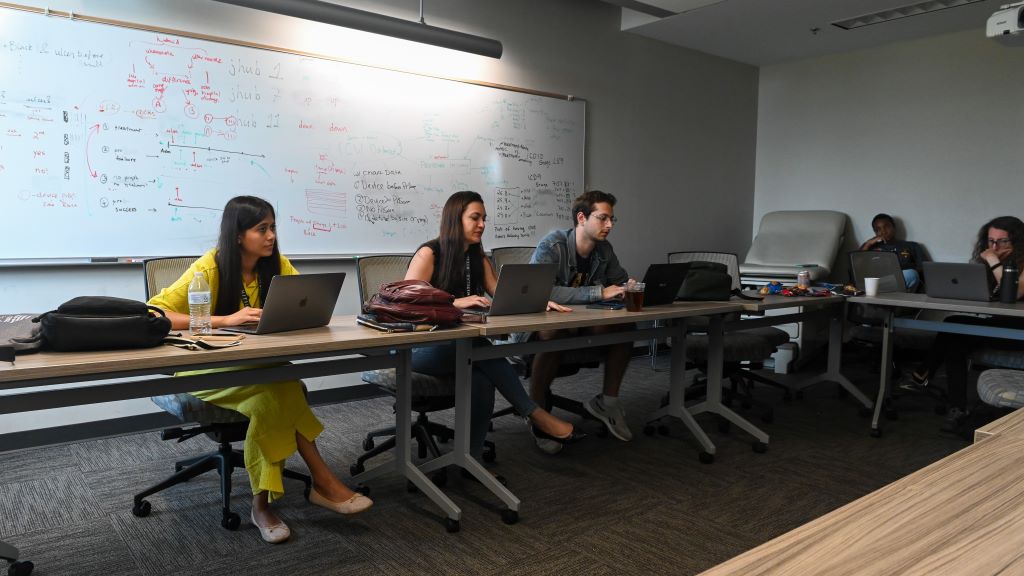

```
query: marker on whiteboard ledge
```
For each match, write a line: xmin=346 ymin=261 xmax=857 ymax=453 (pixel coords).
xmin=91 ymin=257 xmax=118 ymax=263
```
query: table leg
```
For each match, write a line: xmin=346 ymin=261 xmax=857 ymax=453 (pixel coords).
xmin=871 ymin=310 xmax=895 ymax=437
xmin=646 ymin=321 xmax=717 ymax=461
xmin=351 ymin=349 xmax=461 ymax=525
xmin=792 ymin=304 xmax=873 ymax=409
xmin=688 ymin=315 xmax=771 ymax=448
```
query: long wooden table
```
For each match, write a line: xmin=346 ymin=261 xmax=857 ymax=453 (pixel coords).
xmin=0 ymin=317 xmax=479 ymax=534
xmin=848 ymin=293 xmax=1024 ymax=436
xmin=700 ymin=431 xmax=1024 ymax=576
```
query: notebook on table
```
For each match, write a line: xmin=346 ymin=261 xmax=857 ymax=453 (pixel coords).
xmin=462 ymin=263 xmax=556 ymax=318
xmin=640 ymin=263 xmax=691 ymax=306
xmin=221 ymin=272 xmax=346 ymax=335
xmin=923 ymin=262 xmax=994 ymax=302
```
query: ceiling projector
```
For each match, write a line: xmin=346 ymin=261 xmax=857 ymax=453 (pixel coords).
xmin=988 ymin=1 xmax=1024 ymax=45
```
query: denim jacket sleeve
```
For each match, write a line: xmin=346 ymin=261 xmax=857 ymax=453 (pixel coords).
xmin=531 ymin=235 xmax=603 ymax=304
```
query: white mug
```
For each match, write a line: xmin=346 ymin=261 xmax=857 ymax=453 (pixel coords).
xmin=864 ymin=277 xmax=880 ymax=297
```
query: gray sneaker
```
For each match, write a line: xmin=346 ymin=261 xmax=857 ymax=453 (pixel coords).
xmin=534 ymin=435 xmax=564 ymax=455
xmin=585 ymin=394 xmax=633 ymax=441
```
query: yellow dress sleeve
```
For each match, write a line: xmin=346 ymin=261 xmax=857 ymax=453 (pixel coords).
xmin=147 ymin=250 xmax=220 ymax=314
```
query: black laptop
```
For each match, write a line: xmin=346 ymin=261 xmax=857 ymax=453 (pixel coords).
xmin=640 ymin=263 xmax=691 ymax=306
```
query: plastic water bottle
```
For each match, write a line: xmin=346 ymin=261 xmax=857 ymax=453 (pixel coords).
xmin=1001 ymin=262 xmax=1019 ymax=304
xmin=188 ymin=271 xmax=212 ymax=335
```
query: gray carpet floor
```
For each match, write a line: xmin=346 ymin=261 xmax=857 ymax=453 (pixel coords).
xmin=1 ymin=352 xmax=971 ymax=575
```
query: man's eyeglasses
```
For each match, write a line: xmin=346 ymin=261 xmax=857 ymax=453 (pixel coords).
xmin=988 ymin=238 xmax=1013 ymax=247
xmin=590 ymin=213 xmax=617 ymax=224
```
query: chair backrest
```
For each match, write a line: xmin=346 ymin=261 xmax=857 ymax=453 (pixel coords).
xmin=743 ymin=210 xmax=847 ymax=272
xmin=668 ymin=251 xmax=741 ymax=290
xmin=849 ymin=250 xmax=906 ymax=293
xmin=143 ymin=257 xmax=200 ymax=300
xmin=491 ymin=246 xmax=535 ymax=272
xmin=355 ymin=255 xmax=413 ymax=305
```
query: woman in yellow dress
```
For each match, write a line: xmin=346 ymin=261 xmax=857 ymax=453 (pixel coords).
xmin=148 ymin=195 xmax=371 ymax=544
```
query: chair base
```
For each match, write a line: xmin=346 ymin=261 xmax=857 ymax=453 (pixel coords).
xmin=353 ymin=412 xmax=495 ymax=475
xmin=132 ymin=440 xmax=311 ymax=530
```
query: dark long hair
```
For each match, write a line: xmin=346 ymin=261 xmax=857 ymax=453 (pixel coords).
xmin=972 ymin=216 xmax=1024 ymax=269
xmin=213 ymin=196 xmax=282 ymax=315
xmin=431 ymin=191 xmax=484 ymax=294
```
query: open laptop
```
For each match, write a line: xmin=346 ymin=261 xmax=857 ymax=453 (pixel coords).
xmin=464 ymin=263 xmax=556 ymax=318
xmin=923 ymin=262 xmax=994 ymax=302
xmin=222 ymin=272 xmax=346 ymax=335
xmin=641 ymin=263 xmax=691 ymax=306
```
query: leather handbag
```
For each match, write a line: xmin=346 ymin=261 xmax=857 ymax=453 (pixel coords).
xmin=363 ymin=280 xmax=463 ymax=326
xmin=34 ymin=296 xmax=172 ymax=352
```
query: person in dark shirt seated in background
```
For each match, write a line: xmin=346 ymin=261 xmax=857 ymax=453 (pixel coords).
xmin=859 ymin=213 xmax=926 ymax=292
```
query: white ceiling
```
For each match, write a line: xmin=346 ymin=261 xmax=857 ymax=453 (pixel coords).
xmin=615 ymin=0 xmax=1005 ymax=66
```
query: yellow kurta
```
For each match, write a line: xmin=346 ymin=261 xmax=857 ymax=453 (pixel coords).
xmin=148 ymin=249 xmax=323 ymax=502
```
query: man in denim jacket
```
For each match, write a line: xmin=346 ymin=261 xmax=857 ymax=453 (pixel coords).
xmin=528 ymin=190 xmax=635 ymax=452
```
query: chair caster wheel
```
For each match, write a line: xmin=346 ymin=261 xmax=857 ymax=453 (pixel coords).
xmin=717 ymin=419 xmax=731 ymax=433
xmin=482 ymin=448 xmax=497 ymax=463
xmin=356 ymin=484 xmax=371 ymax=496
xmin=885 ymin=408 xmax=899 ymax=421
xmin=362 ymin=437 xmax=375 ymax=451
xmin=445 ymin=518 xmax=460 ymax=533
xmin=132 ymin=499 xmax=151 ymax=517
xmin=858 ymin=407 xmax=872 ymax=418
xmin=753 ymin=441 xmax=768 ymax=454
xmin=501 ymin=509 xmax=519 ymax=525
xmin=222 ymin=512 xmax=241 ymax=531
xmin=8 ymin=560 xmax=33 ymax=576
xmin=432 ymin=470 xmax=447 ymax=488
xmin=350 ymin=462 xmax=365 ymax=476
xmin=643 ymin=424 xmax=656 ymax=436
xmin=698 ymin=451 xmax=714 ymax=464
xmin=870 ymin=428 xmax=882 ymax=438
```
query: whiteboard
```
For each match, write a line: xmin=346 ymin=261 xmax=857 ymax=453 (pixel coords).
xmin=0 ymin=8 xmax=584 ymax=260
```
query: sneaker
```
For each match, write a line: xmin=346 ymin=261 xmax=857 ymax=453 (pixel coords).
xmin=534 ymin=435 xmax=564 ymax=455
xmin=940 ymin=407 xmax=969 ymax=434
xmin=585 ymin=394 xmax=633 ymax=441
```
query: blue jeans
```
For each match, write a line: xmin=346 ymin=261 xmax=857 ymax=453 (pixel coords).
xmin=903 ymin=269 xmax=920 ymax=291
xmin=411 ymin=339 xmax=537 ymax=457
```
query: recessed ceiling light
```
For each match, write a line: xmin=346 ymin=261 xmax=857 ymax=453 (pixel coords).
xmin=832 ymin=0 xmax=986 ymax=30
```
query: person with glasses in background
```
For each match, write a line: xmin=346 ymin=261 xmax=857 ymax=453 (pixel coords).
xmin=909 ymin=216 xmax=1024 ymax=436
xmin=526 ymin=190 xmax=636 ymax=453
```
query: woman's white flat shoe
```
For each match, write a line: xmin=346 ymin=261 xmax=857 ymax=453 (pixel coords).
xmin=251 ymin=510 xmax=290 ymax=544
xmin=309 ymin=487 xmax=374 ymax=515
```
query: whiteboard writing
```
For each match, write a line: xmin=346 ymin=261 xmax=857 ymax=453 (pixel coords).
xmin=0 ymin=9 xmax=584 ymax=259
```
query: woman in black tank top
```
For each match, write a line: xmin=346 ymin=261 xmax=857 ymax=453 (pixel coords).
xmin=406 ymin=192 xmax=584 ymax=458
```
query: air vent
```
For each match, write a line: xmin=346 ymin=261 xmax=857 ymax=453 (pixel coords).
xmin=832 ymin=0 xmax=986 ymax=30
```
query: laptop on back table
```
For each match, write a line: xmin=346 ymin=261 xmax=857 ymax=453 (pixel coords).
xmin=641 ymin=263 xmax=690 ymax=306
xmin=222 ymin=272 xmax=346 ymax=335
xmin=923 ymin=262 xmax=994 ymax=302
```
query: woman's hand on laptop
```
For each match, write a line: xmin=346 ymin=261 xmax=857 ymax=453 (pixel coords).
xmin=454 ymin=295 xmax=491 ymax=309
xmin=546 ymin=301 xmax=571 ymax=313
xmin=221 ymin=306 xmax=262 ymax=326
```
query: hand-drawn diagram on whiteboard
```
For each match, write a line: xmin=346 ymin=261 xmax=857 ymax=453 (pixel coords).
xmin=0 ymin=8 xmax=584 ymax=259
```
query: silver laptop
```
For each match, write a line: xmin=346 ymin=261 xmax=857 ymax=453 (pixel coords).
xmin=222 ymin=272 xmax=346 ymax=334
xmin=464 ymin=263 xmax=556 ymax=317
xmin=923 ymin=262 xmax=994 ymax=302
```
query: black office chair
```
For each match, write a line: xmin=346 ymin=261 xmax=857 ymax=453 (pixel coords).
xmin=132 ymin=257 xmax=311 ymax=531
xmin=352 ymin=255 xmax=494 ymax=487
xmin=1 ymin=541 xmax=31 ymax=576
xmin=487 ymin=247 xmax=605 ymax=428
xmin=663 ymin=251 xmax=792 ymax=424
